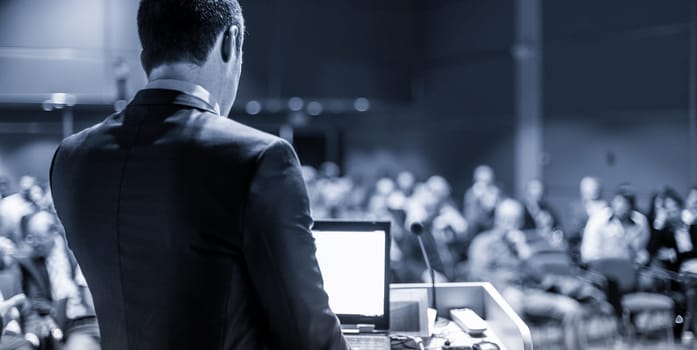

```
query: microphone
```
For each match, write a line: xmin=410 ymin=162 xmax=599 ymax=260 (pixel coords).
xmin=410 ymin=221 xmax=438 ymax=312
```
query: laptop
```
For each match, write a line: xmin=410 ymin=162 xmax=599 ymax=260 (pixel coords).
xmin=311 ymin=221 xmax=391 ymax=350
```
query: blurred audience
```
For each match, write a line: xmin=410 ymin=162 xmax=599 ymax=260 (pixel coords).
xmin=567 ymin=177 xmax=607 ymax=254
xmin=2 ymin=161 xmax=697 ymax=346
xmin=0 ymin=177 xmax=41 ymax=244
xmin=522 ymin=179 xmax=559 ymax=231
xmin=647 ymin=187 xmax=697 ymax=272
xmin=463 ymin=165 xmax=501 ymax=239
xmin=685 ymin=186 xmax=697 ymax=222
xmin=0 ymin=177 xmax=11 ymax=200
xmin=645 ymin=187 xmax=697 ymax=338
xmin=0 ymin=177 xmax=100 ymax=350
xmin=300 ymin=162 xmax=697 ymax=343
xmin=581 ymin=188 xmax=649 ymax=264
xmin=468 ymin=199 xmax=606 ymax=350
xmin=17 ymin=211 xmax=99 ymax=350
xmin=0 ymin=293 xmax=30 ymax=350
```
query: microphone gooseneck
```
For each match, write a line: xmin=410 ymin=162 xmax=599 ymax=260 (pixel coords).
xmin=410 ymin=221 xmax=437 ymax=312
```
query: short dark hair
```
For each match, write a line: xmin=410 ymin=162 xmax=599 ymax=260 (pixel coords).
xmin=137 ymin=0 xmax=244 ymax=74
xmin=661 ymin=187 xmax=684 ymax=208
xmin=614 ymin=187 xmax=637 ymax=211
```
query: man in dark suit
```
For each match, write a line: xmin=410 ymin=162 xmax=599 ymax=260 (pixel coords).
xmin=49 ymin=1 xmax=348 ymax=349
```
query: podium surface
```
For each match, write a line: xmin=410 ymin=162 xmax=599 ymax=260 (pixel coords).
xmin=391 ymin=282 xmax=533 ymax=350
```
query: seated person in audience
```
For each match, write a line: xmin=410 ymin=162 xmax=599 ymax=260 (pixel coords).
xmin=646 ymin=187 xmax=666 ymax=225
xmin=527 ymin=210 xmax=567 ymax=251
xmin=682 ymin=186 xmax=697 ymax=248
xmin=400 ymin=185 xmax=451 ymax=283
xmin=0 ymin=293 xmax=32 ymax=350
xmin=396 ymin=171 xmax=416 ymax=197
xmin=648 ymin=188 xmax=697 ymax=272
xmin=469 ymin=199 xmax=606 ymax=350
xmin=0 ymin=176 xmax=11 ymax=200
xmin=685 ymin=186 xmax=697 ymax=221
xmin=463 ymin=165 xmax=500 ymax=239
xmin=16 ymin=211 xmax=99 ymax=350
xmin=306 ymin=162 xmax=346 ymax=219
xmin=646 ymin=187 xmax=697 ymax=338
xmin=0 ymin=177 xmax=40 ymax=244
xmin=581 ymin=188 xmax=649 ymax=264
xmin=424 ymin=176 xmax=467 ymax=280
xmin=380 ymin=182 xmax=428 ymax=283
xmin=0 ymin=236 xmax=24 ymax=342
xmin=432 ymin=204 xmax=469 ymax=280
xmin=566 ymin=177 xmax=607 ymax=253
xmin=522 ymin=179 xmax=559 ymax=231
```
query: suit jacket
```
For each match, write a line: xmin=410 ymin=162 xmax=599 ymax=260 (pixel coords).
xmin=49 ymin=89 xmax=347 ymax=350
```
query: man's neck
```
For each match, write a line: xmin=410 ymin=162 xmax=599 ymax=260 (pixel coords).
xmin=148 ymin=64 xmax=223 ymax=109
xmin=148 ymin=63 xmax=222 ymax=114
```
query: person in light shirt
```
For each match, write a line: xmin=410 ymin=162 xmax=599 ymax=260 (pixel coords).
xmin=566 ymin=177 xmax=607 ymax=249
xmin=463 ymin=165 xmax=501 ymax=239
xmin=469 ymin=199 xmax=605 ymax=350
xmin=0 ymin=176 xmax=39 ymax=244
xmin=581 ymin=189 xmax=650 ymax=264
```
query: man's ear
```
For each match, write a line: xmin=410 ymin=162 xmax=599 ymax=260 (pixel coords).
xmin=221 ymin=26 xmax=239 ymax=63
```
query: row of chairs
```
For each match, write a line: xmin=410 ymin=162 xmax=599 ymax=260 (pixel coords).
xmin=525 ymin=248 xmax=695 ymax=350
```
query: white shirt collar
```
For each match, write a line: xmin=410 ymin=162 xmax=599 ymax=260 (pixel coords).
xmin=144 ymin=79 xmax=221 ymax=115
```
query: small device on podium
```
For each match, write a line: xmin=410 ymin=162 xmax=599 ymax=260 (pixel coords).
xmin=389 ymin=288 xmax=430 ymax=338
xmin=312 ymin=221 xmax=391 ymax=350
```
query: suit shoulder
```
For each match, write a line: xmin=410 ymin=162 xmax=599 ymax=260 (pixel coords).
xmin=56 ymin=114 xmax=121 ymax=159
xmin=198 ymin=115 xmax=287 ymax=155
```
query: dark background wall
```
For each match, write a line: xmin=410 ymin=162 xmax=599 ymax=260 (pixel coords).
xmin=542 ymin=0 xmax=695 ymax=217
xmin=0 ymin=0 xmax=695 ymax=216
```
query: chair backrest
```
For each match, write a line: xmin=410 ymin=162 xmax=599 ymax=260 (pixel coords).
xmin=525 ymin=250 xmax=576 ymax=277
xmin=587 ymin=258 xmax=637 ymax=293
xmin=0 ymin=265 xmax=22 ymax=298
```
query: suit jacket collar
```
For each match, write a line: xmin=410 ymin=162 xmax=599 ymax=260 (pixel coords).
xmin=129 ymin=88 xmax=220 ymax=115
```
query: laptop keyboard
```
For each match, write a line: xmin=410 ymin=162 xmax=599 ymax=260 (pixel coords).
xmin=345 ymin=335 xmax=390 ymax=350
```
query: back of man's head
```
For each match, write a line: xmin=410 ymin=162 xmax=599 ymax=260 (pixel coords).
xmin=137 ymin=0 xmax=244 ymax=74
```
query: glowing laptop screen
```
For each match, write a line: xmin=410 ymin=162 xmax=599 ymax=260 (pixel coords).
xmin=312 ymin=229 xmax=386 ymax=318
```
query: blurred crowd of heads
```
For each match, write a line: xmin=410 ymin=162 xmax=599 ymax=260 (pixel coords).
xmin=0 ymin=175 xmax=61 ymax=260
xmin=302 ymin=162 xmax=463 ymax=237
xmin=302 ymin=162 xmax=697 ymax=263
xmin=2 ymin=164 xmax=697 ymax=275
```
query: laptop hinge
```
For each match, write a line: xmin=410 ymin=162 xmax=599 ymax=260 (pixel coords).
xmin=341 ymin=324 xmax=376 ymax=334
